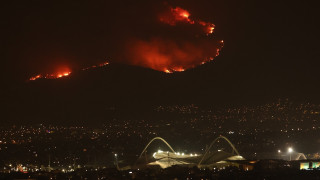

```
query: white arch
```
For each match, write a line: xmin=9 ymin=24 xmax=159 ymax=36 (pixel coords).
xmin=198 ymin=135 xmax=240 ymax=166
xmin=138 ymin=137 xmax=175 ymax=159
xmin=295 ymin=153 xmax=307 ymax=160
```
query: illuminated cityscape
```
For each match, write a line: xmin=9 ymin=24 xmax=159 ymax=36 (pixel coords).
xmin=1 ymin=100 xmax=320 ymax=178
xmin=2 ymin=0 xmax=320 ymax=179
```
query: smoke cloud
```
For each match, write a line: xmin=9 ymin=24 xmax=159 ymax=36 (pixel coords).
xmin=116 ymin=4 xmax=224 ymax=73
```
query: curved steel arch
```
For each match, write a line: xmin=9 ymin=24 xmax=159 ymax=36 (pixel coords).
xmin=296 ymin=153 xmax=307 ymax=160
xmin=138 ymin=137 xmax=175 ymax=159
xmin=198 ymin=135 xmax=240 ymax=166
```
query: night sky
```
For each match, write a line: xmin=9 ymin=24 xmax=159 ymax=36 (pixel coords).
xmin=2 ymin=0 xmax=320 ymax=124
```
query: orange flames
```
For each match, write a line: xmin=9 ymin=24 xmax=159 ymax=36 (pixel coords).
xmin=125 ymin=37 xmax=223 ymax=73
xmin=29 ymin=5 xmax=223 ymax=80
xmin=29 ymin=67 xmax=72 ymax=81
xmin=29 ymin=61 xmax=109 ymax=81
xmin=122 ymin=6 xmax=224 ymax=73
xmin=82 ymin=61 xmax=109 ymax=71
xmin=159 ymin=7 xmax=194 ymax=25
xmin=29 ymin=72 xmax=71 ymax=81
xmin=159 ymin=6 xmax=217 ymax=35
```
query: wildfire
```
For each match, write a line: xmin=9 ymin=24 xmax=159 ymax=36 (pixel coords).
xmin=29 ymin=75 xmax=42 ymax=81
xmin=29 ymin=71 xmax=71 ymax=81
xmin=82 ymin=61 xmax=109 ymax=71
xmin=163 ymin=68 xmax=185 ymax=74
xmin=123 ymin=5 xmax=224 ymax=73
xmin=29 ymin=4 xmax=224 ymax=80
xmin=164 ymin=69 xmax=172 ymax=73
xmin=182 ymin=12 xmax=189 ymax=18
xmin=159 ymin=7 xmax=194 ymax=25
xmin=160 ymin=7 xmax=218 ymax=35
xmin=29 ymin=61 xmax=109 ymax=81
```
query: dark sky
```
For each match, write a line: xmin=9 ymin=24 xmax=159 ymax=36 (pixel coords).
xmin=2 ymin=0 xmax=320 ymax=103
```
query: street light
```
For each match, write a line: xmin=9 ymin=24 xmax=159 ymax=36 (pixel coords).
xmin=288 ymin=147 xmax=293 ymax=161
xmin=278 ymin=150 xmax=281 ymax=159
xmin=114 ymin=154 xmax=119 ymax=170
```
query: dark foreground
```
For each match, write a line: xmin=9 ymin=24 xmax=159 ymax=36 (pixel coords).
xmin=1 ymin=166 xmax=320 ymax=180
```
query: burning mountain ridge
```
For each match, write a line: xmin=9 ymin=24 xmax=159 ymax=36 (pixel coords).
xmin=121 ymin=5 xmax=224 ymax=73
xmin=29 ymin=4 xmax=223 ymax=80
